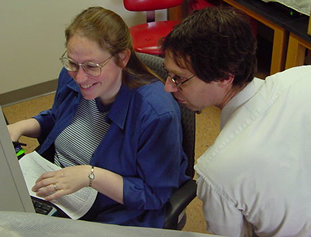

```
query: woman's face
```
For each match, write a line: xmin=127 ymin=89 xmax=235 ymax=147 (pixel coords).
xmin=66 ymin=35 xmax=124 ymax=105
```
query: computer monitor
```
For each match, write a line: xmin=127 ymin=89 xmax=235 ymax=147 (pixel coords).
xmin=0 ymin=105 xmax=35 ymax=213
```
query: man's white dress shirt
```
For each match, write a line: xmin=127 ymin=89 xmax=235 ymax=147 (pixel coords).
xmin=195 ymin=66 xmax=311 ymax=236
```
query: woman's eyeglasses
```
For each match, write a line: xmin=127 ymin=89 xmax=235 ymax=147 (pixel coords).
xmin=59 ymin=51 xmax=112 ymax=77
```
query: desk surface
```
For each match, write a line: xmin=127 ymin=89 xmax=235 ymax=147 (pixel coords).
xmin=0 ymin=211 xmax=223 ymax=237
xmin=224 ymin=0 xmax=310 ymax=42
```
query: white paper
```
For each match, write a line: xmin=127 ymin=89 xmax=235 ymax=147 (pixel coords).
xmin=19 ymin=151 xmax=98 ymax=219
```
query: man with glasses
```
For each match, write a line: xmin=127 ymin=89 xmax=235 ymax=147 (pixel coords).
xmin=162 ymin=5 xmax=311 ymax=237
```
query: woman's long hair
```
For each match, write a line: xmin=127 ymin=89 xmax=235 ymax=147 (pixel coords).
xmin=65 ymin=6 xmax=161 ymax=88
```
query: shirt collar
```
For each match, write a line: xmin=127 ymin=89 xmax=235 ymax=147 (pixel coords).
xmin=66 ymin=74 xmax=134 ymax=130
xmin=106 ymin=83 xmax=133 ymax=130
xmin=221 ymin=78 xmax=265 ymax=129
xmin=67 ymin=78 xmax=80 ymax=92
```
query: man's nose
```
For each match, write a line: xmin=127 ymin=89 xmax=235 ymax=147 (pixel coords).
xmin=164 ymin=78 xmax=178 ymax=93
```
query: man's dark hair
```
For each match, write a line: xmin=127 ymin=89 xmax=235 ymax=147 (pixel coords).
xmin=161 ymin=6 xmax=257 ymax=88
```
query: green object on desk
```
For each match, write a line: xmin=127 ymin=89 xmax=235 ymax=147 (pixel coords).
xmin=16 ymin=149 xmax=25 ymax=158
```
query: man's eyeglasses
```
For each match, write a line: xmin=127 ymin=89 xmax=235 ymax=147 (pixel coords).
xmin=162 ymin=63 xmax=195 ymax=91
xmin=59 ymin=51 xmax=112 ymax=77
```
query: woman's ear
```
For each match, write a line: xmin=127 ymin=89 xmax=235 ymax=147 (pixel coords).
xmin=118 ymin=49 xmax=131 ymax=68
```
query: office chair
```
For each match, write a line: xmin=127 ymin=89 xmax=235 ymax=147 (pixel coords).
xmin=123 ymin=0 xmax=183 ymax=55
xmin=137 ymin=52 xmax=197 ymax=230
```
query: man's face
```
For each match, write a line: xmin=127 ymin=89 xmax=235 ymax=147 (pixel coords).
xmin=163 ymin=52 xmax=224 ymax=111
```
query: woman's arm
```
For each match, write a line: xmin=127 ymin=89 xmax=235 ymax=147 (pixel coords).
xmin=123 ymin=111 xmax=186 ymax=210
xmin=6 ymin=69 xmax=72 ymax=143
xmin=7 ymin=118 xmax=41 ymax=141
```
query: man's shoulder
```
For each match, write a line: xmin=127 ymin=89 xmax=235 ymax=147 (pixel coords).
xmin=266 ymin=65 xmax=311 ymax=88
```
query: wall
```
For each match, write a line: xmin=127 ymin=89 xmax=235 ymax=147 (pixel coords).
xmin=0 ymin=0 xmax=166 ymax=95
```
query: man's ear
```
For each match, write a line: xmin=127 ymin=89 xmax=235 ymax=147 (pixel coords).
xmin=118 ymin=49 xmax=131 ymax=68
xmin=218 ymin=74 xmax=235 ymax=88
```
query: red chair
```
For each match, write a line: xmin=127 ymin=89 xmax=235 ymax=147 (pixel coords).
xmin=123 ymin=0 xmax=183 ymax=55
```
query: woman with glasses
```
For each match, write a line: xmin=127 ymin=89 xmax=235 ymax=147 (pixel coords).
xmin=7 ymin=7 xmax=189 ymax=227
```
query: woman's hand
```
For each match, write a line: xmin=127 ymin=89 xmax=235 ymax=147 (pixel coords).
xmin=33 ymin=165 xmax=124 ymax=204
xmin=32 ymin=165 xmax=90 ymax=201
